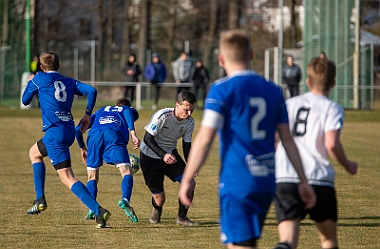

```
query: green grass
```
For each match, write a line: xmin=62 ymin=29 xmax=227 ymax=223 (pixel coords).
xmin=0 ymin=104 xmax=379 ymax=248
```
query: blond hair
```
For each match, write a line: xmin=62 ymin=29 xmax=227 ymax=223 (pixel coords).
xmin=306 ymin=57 xmax=336 ymax=91
xmin=219 ymin=29 xmax=251 ymax=63
xmin=39 ymin=52 xmax=60 ymax=71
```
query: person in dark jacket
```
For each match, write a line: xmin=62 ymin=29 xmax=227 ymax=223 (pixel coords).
xmin=121 ymin=54 xmax=141 ymax=104
xmin=190 ymin=59 xmax=209 ymax=109
xmin=282 ymin=55 xmax=302 ymax=98
xmin=144 ymin=53 xmax=167 ymax=110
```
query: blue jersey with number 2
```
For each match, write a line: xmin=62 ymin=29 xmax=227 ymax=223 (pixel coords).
xmin=205 ymin=70 xmax=288 ymax=195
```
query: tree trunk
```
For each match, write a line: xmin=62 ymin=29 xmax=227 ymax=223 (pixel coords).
xmin=137 ymin=0 xmax=149 ymax=70
xmin=228 ymin=0 xmax=240 ymax=29
xmin=167 ymin=0 xmax=177 ymax=65
xmin=290 ymin=0 xmax=297 ymax=48
xmin=2 ymin=0 xmax=9 ymax=47
xmin=120 ymin=0 xmax=131 ymax=68
xmin=202 ymin=0 xmax=217 ymax=68
xmin=104 ymin=0 xmax=113 ymax=75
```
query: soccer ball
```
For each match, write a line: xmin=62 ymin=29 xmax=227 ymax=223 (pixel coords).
xmin=129 ymin=154 xmax=140 ymax=174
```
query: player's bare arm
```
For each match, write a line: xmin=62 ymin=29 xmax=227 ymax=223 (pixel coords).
xmin=179 ymin=125 xmax=217 ymax=206
xmin=277 ymin=123 xmax=316 ymax=209
xmin=325 ymin=130 xmax=358 ymax=175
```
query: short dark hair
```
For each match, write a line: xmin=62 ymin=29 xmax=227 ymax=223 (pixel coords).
xmin=115 ymin=97 xmax=131 ymax=106
xmin=177 ymin=90 xmax=196 ymax=104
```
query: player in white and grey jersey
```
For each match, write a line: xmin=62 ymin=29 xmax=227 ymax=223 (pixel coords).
xmin=273 ymin=58 xmax=358 ymax=249
xmin=140 ymin=90 xmax=199 ymax=226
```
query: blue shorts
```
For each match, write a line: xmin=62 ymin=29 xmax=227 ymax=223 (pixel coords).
xmin=86 ymin=129 xmax=130 ymax=168
xmin=42 ymin=126 xmax=75 ymax=165
xmin=219 ymin=191 xmax=274 ymax=245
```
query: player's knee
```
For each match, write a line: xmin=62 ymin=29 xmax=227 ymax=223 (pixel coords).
xmin=29 ymin=144 xmax=43 ymax=162
xmin=273 ymin=242 xmax=292 ymax=249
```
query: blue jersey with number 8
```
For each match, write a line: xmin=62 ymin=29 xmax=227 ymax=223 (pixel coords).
xmin=22 ymin=71 xmax=96 ymax=131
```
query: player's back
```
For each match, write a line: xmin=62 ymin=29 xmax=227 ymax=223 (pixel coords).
xmin=276 ymin=92 xmax=344 ymax=186
xmin=89 ymin=105 xmax=131 ymax=143
xmin=31 ymin=72 xmax=79 ymax=130
xmin=206 ymin=70 xmax=288 ymax=193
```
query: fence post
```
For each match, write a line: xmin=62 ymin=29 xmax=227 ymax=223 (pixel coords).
xmin=20 ymin=72 xmax=33 ymax=109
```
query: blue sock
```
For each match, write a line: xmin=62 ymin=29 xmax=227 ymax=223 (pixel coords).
xmin=86 ymin=179 xmax=98 ymax=200
xmin=71 ymin=181 xmax=100 ymax=216
xmin=32 ymin=162 xmax=46 ymax=200
xmin=121 ymin=174 xmax=134 ymax=202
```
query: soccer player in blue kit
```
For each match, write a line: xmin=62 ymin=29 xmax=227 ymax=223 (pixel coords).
xmin=22 ymin=52 xmax=110 ymax=228
xmin=75 ymin=97 xmax=140 ymax=223
xmin=179 ymin=30 xmax=316 ymax=248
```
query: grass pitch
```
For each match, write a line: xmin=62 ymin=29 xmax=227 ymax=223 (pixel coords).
xmin=0 ymin=100 xmax=379 ymax=248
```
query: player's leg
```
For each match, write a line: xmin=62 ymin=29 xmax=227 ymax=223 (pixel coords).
xmin=117 ymin=164 xmax=138 ymax=222
xmin=52 ymin=127 xmax=110 ymax=228
xmin=140 ymin=151 xmax=165 ymax=223
xmin=27 ymin=139 xmax=48 ymax=214
xmin=315 ymin=220 xmax=337 ymax=249
xmin=167 ymin=150 xmax=198 ymax=226
xmin=273 ymin=183 xmax=307 ymax=249
xmin=83 ymin=169 xmax=99 ymax=220
xmin=221 ymin=192 xmax=273 ymax=249
xmin=309 ymin=186 xmax=338 ymax=249
xmin=274 ymin=220 xmax=300 ymax=249
xmin=83 ymin=131 xmax=104 ymax=220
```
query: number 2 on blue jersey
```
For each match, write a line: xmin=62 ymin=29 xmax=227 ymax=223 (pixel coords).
xmin=249 ymin=97 xmax=266 ymax=140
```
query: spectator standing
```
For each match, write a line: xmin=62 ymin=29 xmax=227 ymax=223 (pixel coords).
xmin=190 ymin=59 xmax=209 ymax=109
xmin=173 ymin=52 xmax=192 ymax=95
xmin=282 ymin=55 xmax=302 ymax=98
xmin=121 ymin=54 xmax=141 ymax=104
xmin=144 ymin=53 xmax=167 ymax=110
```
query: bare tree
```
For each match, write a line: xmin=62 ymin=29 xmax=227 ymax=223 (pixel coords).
xmin=2 ymin=0 xmax=9 ymax=47
xmin=228 ymin=0 xmax=240 ymax=29
xmin=202 ymin=0 xmax=218 ymax=68
xmin=137 ymin=0 xmax=149 ymax=69
xmin=120 ymin=0 xmax=131 ymax=68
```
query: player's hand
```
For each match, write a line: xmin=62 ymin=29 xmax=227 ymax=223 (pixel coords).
xmin=346 ymin=160 xmax=358 ymax=175
xmin=132 ymin=136 xmax=140 ymax=150
xmin=179 ymin=178 xmax=196 ymax=207
xmin=28 ymin=74 xmax=35 ymax=81
xmin=298 ymin=182 xmax=316 ymax=209
xmin=80 ymin=147 xmax=87 ymax=164
xmin=163 ymin=153 xmax=177 ymax=164
xmin=193 ymin=171 xmax=198 ymax=178
xmin=79 ymin=114 xmax=90 ymax=133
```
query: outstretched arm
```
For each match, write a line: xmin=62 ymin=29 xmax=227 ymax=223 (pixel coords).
xmin=277 ymin=123 xmax=316 ymax=209
xmin=179 ymin=125 xmax=217 ymax=206
xmin=325 ymin=130 xmax=358 ymax=175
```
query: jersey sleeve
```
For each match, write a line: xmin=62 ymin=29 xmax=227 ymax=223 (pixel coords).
xmin=122 ymin=107 xmax=135 ymax=131
xmin=203 ymin=83 xmax=228 ymax=129
xmin=182 ymin=119 xmax=194 ymax=143
xmin=75 ymin=81 xmax=97 ymax=115
xmin=144 ymin=112 xmax=164 ymax=136
xmin=325 ymin=103 xmax=344 ymax=132
xmin=22 ymin=80 xmax=38 ymax=106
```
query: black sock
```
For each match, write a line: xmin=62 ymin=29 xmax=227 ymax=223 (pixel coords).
xmin=178 ymin=199 xmax=189 ymax=218
xmin=152 ymin=197 xmax=162 ymax=212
